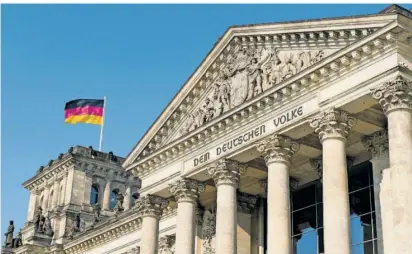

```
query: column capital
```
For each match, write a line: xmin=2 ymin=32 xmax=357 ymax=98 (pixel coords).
xmin=237 ymin=191 xmax=258 ymax=214
xmin=195 ymin=204 xmax=205 ymax=226
xmin=158 ymin=234 xmax=176 ymax=252
xmin=135 ymin=195 xmax=169 ymax=219
xmin=361 ymin=129 xmax=389 ymax=159
xmin=256 ymin=134 xmax=300 ymax=165
xmin=206 ymin=158 xmax=247 ymax=187
xmin=310 ymin=157 xmax=323 ymax=180
xmin=169 ymin=178 xmax=206 ymax=203
xmin=260 ymin=179 xmax=268 ymax=196
xmin=371 ymin=75 xmax=412 ymax=114
xmin=309 ymin=107 xmax=357 ymax=142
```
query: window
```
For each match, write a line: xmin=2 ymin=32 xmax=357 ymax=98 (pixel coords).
xmin=109 ymin=189 xmax=119 ymax=209
xmin=291 ymin=181 xmax=324 ymax=254
xmin=90 ymin=185 xmax=99 ymax=205
xmin=348 ymin=162 xmax=378 ymax=254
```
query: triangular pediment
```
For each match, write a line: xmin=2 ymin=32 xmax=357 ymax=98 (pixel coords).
xmin=123 ymin=9 xmax=402 ymax=168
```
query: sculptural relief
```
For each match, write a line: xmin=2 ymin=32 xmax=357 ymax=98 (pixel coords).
xmin=179 ymin=47 xmax=325 ymax=136
xmin=202 ymin=210 xmax=216 ymax=254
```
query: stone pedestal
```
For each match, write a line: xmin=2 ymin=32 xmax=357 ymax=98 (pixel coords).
xmin=135 ymin=195 xmax=168 ymax=254
xmin=310 ymin=108 xmax=356 ymax=254
xmin=256 ymin=134 xmax=299 ymax=254
xmin=207 ymin=159 xmax=246 ymax=254
xmin=371 ymin=76 xmax=412 ymax=254
xmin=169 ymin=178 xmax=205 ymax=254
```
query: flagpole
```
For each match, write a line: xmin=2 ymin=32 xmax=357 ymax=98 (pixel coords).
xmin=99 ymin=96 xmax=106 ymax=152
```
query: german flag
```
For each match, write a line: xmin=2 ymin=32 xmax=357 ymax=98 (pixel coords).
xmin=64 ymin=99 xmax=104 ymax=125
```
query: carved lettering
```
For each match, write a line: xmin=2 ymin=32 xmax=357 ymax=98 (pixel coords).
xmin=194 ymin=152 xmax=210 ymax=167
xmin=273 ymin=106 xmax=303 ymax=127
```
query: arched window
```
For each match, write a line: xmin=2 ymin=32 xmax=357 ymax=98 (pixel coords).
xmin=90 ymin=185 xmax=99 ymax=205
xmin=109 ymin=189 xmax=119 ymax=209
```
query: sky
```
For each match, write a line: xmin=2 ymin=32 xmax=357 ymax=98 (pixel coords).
xmin=2 ymin=3 xmax=412 ymax=244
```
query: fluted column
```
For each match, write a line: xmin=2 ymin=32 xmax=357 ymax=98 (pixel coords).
xmin=169 ymin=178 xmax=205 ymax=254
xmin=256 ymin=134 xmax=299 ymax=254
xmin=136 ymin=195 xmax=168 ymax=254
xmin=207 ymin=159 xmax=246 ymax=254
xmin=362 ymin=129 xmax=389 ymax=253
xmin=309 ymin=108 xmax=356 ymax=254
xmin=371 ymin=75 xmax=412 ymax=253
xmin=102 ymin=178 xmax=113 ymax=210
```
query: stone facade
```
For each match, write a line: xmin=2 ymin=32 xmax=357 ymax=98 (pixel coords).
xmin=3 ymin=4 xmax=412 ymax=254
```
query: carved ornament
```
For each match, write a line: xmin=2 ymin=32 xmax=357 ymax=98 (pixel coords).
xmin=361 ymin=129 xmax=389 ymax=158
xmin=169 ymin=178 xmax=206 ymax=203
xmin=206 ymin=159 xmax=247 ymax=187
xmin=309 ymin=107 xmax=357 ymax=142
xmin=256 ymin=134 xmax=300 ymax=165
xmin=135 ymin=195 xmax=168 ymax=218
xmin=179 ymin=48 xmax=325 ymax=136
xmin=237 ymin=192 xmax=258 ymax=214
xmin=371 ymin=75 xmax=412 ymax=114
xmin=158 ymin=234 xmax=175 ymax=253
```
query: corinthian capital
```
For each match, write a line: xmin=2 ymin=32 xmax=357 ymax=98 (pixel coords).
xmin=158 ymin=234 xmax=176 ymax=251
xmin=256 ymin=134 xmax=300 ymax=165
xmin=206 ymin=159 xmax=247 ymax=187
xmin=309 ymin=108 xmax=357 ymax=142
xmin=371 ymin=76 xmax=412 ymax=114
xmin=135 ymin=195 xmax=168 ymax=219
xmin=361 ymin=129 xmax=389 ymax=158
xmin=169 ymin=178 xmax=206 ymax=203
xmin=237 ymin=191 xmax=258 ymax=214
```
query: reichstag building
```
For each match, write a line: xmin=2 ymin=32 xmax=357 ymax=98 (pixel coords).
xmin=3 ymin=4 xmax=412 ymax=254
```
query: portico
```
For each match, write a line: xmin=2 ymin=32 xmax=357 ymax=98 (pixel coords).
xmin=124 ymin=6 xmax=412 ymax=253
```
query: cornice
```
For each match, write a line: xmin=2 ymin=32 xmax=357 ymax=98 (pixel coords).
xmin=22 ymin=157 xmax=74 ymax=191
xmin=123 ymin=14 xmax=398 ymax=168
xmin=127 ymin=20 xmax=411 ymax=178
xmin=63 ymin=207 xmax=177 ymax=254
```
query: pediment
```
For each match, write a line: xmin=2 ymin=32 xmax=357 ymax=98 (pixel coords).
xmin=123 ymin=11 xmax=401 ymax=168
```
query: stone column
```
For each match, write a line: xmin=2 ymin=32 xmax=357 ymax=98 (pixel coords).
xmin=102 ymin=178 xmax=113 ymax=210
xmin=42 ymin=185 xmax=51 ymax=213
xmin=361 ymin=129 xmax=389 ymax=253
xmin=194 ymin=205 xmax=204 ymax=254
xmin=27 ymin=189 xmax=40 ymax=222
xmin=169 ymin=178 xmax=206 ymax=254
xmin=51 ymin=178 xmax=60 ymax=210
xmin=256 ymin=134 xmax=299 ymax=254
xmin=207 ymin=159 xmax=246 ymax=254
xmin=371 ymin=75 xmax=412 ymax=253
xmin=309 ymin=108 xmax=357 ymax=254
xmin=136 ymin=195 xmax=168 ymax=254
xmin=124 ymin=184 xmax=132 ymax=211
xmin=237 ymin=191 xmax=258 ymax=254
xmin=257 ymin=197 xmax=265 ymax=254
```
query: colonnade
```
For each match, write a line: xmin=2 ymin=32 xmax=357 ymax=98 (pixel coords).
xmin=136 ymin=75 xmax=412 ymax=254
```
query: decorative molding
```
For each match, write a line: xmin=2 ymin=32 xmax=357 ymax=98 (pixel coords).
xmin=237 ymin=192 xmax=258 ymax=214
xmin=202 ymin=210 xmax=216 ymax=254
xmin=371 ymin=75 xmax=412 ymax=114
xmin=206 ymin=158 xmax=247 ymax=187
xmin=169 ymin=178 xmax=206 ymax=203
xmin=309 ymin=107 xmax=357 ymax=142
xmin=158 ymin=234 xmax=175 ymax=253
xmin=256 ymin=134 xmax=300 ymax=165
xmin=361 ymin=129 xmax=389 ymax=158
xmin=135 ymin=195 xmax=169 ymax=219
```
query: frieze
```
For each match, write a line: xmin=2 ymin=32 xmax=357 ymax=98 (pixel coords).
xmin=178 ymin=48 xmax=325 ymax=137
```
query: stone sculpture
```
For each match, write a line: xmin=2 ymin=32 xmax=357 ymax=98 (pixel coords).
xmin=3 ymin=220 xmax=14 ymax=248
xmin=179 ymin=47 xmax=325 ymax=135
